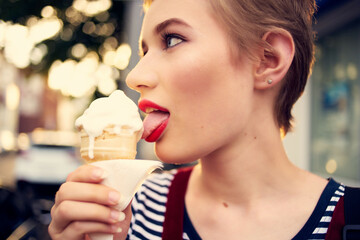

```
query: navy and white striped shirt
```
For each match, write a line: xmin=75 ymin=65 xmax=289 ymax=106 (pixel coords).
xmin=127 ymin=169 xmax=344 ymax=240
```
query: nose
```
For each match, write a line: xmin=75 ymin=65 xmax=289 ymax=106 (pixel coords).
xmin=126 ymin=57 xmax=158 ymax=92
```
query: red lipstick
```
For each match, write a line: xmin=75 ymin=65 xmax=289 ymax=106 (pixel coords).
xmin=138 ymin=99 xmax=169 ymax=113
xmin=139 ymin=99 xmax=170 ymax=142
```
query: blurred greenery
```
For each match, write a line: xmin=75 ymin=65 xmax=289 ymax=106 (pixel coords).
xmin=0 ymin=0 xmax=127 ymax=74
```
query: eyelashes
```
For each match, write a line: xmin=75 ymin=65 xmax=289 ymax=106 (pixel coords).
xmin=160 ymin=31 xmax=186 ymax=50
xmin=139 ymin=31 xmax=186 ymax=57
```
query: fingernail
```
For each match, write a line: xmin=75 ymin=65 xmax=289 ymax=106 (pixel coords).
xmin=108 ymin=191 xmax=121 ymax=204
xmin=118 ymin=212 xmax=126 ymax=221
xmin=111 ymin=225 xmax=122 ymax=233
xmin=110 ymin=210 xmax=125 ymax=222
xmin=92 ymin=168 xmax=105 ymax=179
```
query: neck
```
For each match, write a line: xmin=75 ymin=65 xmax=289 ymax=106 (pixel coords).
xmin=189 ymin=125 xmax=305 ymax=206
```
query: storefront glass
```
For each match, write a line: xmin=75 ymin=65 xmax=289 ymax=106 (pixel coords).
xmin=311 ymin=19 xmax=360 ymax=181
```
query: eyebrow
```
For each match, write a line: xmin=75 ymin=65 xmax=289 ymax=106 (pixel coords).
xmin=154 ymin=18 xmax=191 ymax=34
xmin=140 ymin=18 xmax=191 ymax=55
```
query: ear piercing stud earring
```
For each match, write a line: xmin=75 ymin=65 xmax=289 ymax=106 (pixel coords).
xmin=267 ymin=79 xmax=273 ymax=84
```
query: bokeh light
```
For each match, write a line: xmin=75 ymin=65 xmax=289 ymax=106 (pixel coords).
xmin=0 ymin=0 xmax=133 ymax=153
xmin=73 ymin=0 xmax=112 ymax=17
xmin=5 ymin=83 xmax=20 ymax=111
xmin=71 ymin=43 xmax=88 ymax=59
xmin=1 ymin=17 xmax=62 ymax=69
xmin=48 ymin=51 xmax=120 ymax=98
xmin=17 ymin=133 xmax=31 ymax=151
xmin=325 ymin=159 xmax=338 ymax=174
xmin=0 ymin=130 xmax=16 ymax=151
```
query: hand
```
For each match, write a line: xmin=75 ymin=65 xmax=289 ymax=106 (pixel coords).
xmin=48 ymin=164 xmax=132 ymax=240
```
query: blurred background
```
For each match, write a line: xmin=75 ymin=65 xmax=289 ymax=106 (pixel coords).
xmin=0 ymin=0 xmax=359 ymax=239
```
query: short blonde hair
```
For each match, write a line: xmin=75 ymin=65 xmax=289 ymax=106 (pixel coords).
xmin=142 ymin=0 xmax=317 ymax=133
xmin=143 ymin=0 xmax=152 ymax=11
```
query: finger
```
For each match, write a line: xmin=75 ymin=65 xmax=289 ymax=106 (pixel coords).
xmin=55 ymin=182 xmax=121 ymax=206
xmin=51 ymin=201 xmax=126 ymax=231
xmin=123 ymin=200 xmax=132 ymax=216
xmin=49 ymin=220 xmax=122 ymax=240
xmin=113 ymin=203 xmax=133 ymax=240
xmin=66 ymin=164 xmax=107 ymax=183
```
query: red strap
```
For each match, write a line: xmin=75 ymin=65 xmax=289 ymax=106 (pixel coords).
xmin=325 ymin=196 xmax=345 ymax=240
xmin=162 ymin=167 xmax=193 ymax=240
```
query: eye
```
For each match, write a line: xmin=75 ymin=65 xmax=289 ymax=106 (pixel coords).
xmin=166 ymin=36 xmax=183 ymax=48
xmin=162 ymin=32 xmax=185 ymax=49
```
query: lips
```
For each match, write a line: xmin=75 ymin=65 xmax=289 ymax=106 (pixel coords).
xmin=138 ymin=99 xmax=170 ymax=142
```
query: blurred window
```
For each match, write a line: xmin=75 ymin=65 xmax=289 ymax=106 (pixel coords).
xmin=311 ymin=18 xmax=360 ymax=182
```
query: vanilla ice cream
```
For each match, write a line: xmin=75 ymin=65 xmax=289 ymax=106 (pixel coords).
xmin=75 ymin=90 xmax=143 ymax=161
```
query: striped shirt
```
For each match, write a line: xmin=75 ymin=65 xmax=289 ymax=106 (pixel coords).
xmin=127 ymin=169 xmax=344 ymax=240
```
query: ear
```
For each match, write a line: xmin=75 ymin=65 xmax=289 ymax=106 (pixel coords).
xmin=253 ymin=29 xmax=295 ymax=90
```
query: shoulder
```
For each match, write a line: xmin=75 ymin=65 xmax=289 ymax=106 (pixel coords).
xmin=325 ymin=181 xmax=360 ymax=240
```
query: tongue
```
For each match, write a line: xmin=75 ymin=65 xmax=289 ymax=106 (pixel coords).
xmin=142 ymin=111 xmax=170 ymax=140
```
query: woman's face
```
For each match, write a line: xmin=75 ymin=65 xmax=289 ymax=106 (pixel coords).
xmin=126 ymin=0 xmax=256 ymax=163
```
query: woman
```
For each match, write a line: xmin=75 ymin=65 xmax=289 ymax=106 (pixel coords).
xmin=49 ymin=0 xmax=348 ymax=239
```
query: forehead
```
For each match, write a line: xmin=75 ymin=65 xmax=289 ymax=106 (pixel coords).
xmin=141 ymin=0 xmax=214 ymax=35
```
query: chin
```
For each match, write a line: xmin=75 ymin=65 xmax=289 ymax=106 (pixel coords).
xmin=155 ymin=145 xmax=198 ymax=166
xmin=154 ymin=134 xmax=203 ymax=165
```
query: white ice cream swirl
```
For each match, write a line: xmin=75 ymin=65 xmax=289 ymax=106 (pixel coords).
xmin=75 ymin=90 xmax=143 ymax=158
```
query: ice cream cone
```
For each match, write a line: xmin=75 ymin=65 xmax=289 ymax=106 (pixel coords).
xmin=79 ymin=127 xmax=138 ymax=162
xmin=74 ymin=90 xmax=161 ymax=240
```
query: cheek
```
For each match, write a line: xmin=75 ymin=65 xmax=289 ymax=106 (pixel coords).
xmin=167 ymin=50 xmax=228 ymax=104
xmin=167 ymin=55 xmax=222 ymax=129
xmin=169 ymin=56 xmax=211 ymax=94
xmin=155 ymin=49 xmax=253 ymax=163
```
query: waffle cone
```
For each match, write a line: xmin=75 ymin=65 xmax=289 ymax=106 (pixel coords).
xmin=80 ymin=128 xmax=138 ymax=163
